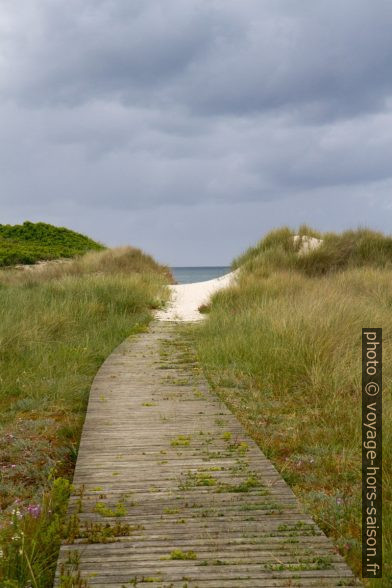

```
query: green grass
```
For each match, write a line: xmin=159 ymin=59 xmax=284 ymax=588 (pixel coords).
xmin=170 ymin=435 xmax=191 ymax=447
xmin=0 ymin=477 xmax=73 ymax=588
xmin=0 ymin=247 xmax=170 ymax=586
xmin=195 ymin=226 xmax=392 ymax=587
xmin=93 ymin=500 xmax=127 ymax=517
xmin=0 ymin=221 xmax=105 ymax=266
xmin=169 ymin=549 xmax=197 ymax=560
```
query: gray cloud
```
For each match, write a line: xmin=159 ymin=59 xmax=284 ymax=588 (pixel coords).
xmin=1 ymin=0 xmax=392 ymax=263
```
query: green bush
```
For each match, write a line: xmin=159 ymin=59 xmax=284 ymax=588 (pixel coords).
xmin=0 ymin=221 xmax=104 ymax=266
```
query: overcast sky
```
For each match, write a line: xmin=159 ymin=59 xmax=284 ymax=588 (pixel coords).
xmin=1 ymin=1 xmax=392 ymax=265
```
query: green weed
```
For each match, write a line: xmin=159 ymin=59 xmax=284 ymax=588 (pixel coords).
xmin=169 ymin=549 xmax=197 ymax=560
xmin=93 ymin=500 xmax=128 ymax=517
xmin=170 ymin=435 xmax=191 ymax=447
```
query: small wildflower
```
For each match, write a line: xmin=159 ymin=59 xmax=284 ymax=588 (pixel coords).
xmin=336 ymin=497 xmax=343 ymax=506
xmin=27 ymin=504 xmax=41 ymax=518
xmin=12 ymin=508 xmax=23 ymax=519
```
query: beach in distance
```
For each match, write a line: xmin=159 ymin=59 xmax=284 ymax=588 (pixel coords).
xmin=171 ymin=266 xmax=230 ymax=284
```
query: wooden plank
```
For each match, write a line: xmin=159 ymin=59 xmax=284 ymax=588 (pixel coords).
xmin=55 ymin=322 xmax=361 ymax=587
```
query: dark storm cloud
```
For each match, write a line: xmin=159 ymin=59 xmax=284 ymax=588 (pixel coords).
xmin=1 ymin=0 xmax=225 ymax=107
xmin=183 ymin=1 xmax=392 ymax=121
xmin=4 ymin=1 xmax=392 ymax=118
xmin=1 ymin=0 xmax=392 ymax=263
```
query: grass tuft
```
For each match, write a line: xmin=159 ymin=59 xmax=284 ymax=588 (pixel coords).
xmin=169 ymin=549 xmax=197 ymax=560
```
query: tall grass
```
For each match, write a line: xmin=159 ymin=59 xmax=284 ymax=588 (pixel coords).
xmin=233 ymin=225 xmax=392 ymax=276
xmin=0 ymin=248 xmax=170 ymax=586
xmin=195 ymin=227 xmax=391 ymax=586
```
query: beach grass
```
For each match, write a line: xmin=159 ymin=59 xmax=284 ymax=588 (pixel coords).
xmin=0 ymin=248 xmax=170 ymax=587
xmin=195 ymin=227 xmax=391 ymax=586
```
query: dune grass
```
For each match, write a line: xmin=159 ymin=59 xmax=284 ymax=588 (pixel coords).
xmin=1 ymin=245 xmax=173 ymax=284
xmin=0 ymin=221 xmax=104 ymax=266
xmin=233 ymin=225 xmax=392 ymax=276
xmin=195 ymin=227 xmax=391 ymax=586
xmin=0 ymin=248 xmax=170 ymax=587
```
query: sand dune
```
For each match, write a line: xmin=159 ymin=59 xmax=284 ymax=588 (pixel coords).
xmin=157 ymin=235 xmax=321 ymax=322
xmin=156 ymin=270 xmax=238 ymax=322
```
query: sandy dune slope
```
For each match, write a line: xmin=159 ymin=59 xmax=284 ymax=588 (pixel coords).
xmin=157 ymin=235 xmax=321 ymax=322
xmin=293 ymin=234 xmax=323 ymax=254
xmin=156 ymin=270 xmax=238 ymax=322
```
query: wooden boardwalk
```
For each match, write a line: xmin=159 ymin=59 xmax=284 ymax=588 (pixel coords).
xmin=55 ymin=322 xmax=360 ymax=587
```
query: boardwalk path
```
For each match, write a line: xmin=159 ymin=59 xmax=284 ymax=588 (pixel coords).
xmin=56 ymin=322 xmax=360 ymax=587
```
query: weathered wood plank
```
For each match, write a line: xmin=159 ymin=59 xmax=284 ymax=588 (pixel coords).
xmin=55 ymin=322 xmax=360 ymax=587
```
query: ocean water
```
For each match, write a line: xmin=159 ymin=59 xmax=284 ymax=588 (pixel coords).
xmin=171 ymin=266 xmax=230 ymax=284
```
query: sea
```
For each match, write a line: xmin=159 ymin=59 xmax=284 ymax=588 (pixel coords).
xmin=171 ymin=266 xmax=230 ymax=284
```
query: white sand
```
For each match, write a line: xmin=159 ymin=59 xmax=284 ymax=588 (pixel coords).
xmin=156 ymin=270 xmax=238 ymax=322
xmin=293 ymin=234 xmax=323 ymax=255
xmin=157 ymin=235 xmax=322 ymax=322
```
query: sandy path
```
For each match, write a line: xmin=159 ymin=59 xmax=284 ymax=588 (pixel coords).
xmin=156 ymin=270 xmax=238 ymax=322
xmin=156 ymin=235 xmax=322 ymax=322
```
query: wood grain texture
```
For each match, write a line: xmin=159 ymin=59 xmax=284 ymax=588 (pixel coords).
xmin=55 ymin=322 xmax=361 ymax=587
